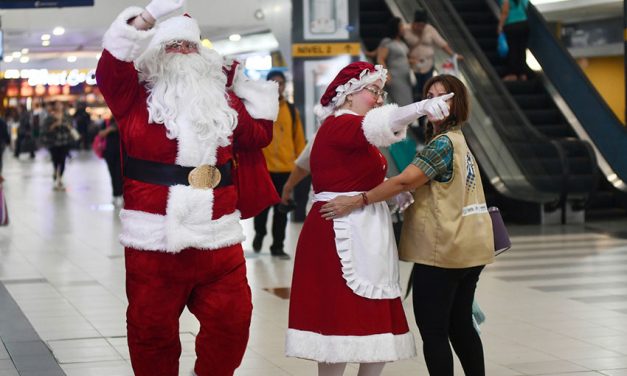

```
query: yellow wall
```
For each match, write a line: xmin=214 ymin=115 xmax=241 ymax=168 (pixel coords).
xmin=580 ymin=56 xmax=625 ymax=125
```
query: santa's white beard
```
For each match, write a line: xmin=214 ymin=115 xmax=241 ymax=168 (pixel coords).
xmin=136 ymin=48 xmax=237 ymax=147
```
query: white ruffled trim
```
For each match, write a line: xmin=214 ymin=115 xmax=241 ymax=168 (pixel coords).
xmin=102 ymin=6 xmax=156 ymax=62
xmin=285 ymin=329 xmax=416 ymax=363
xmin=362 ymin=104 xmax=407 ymax=147
xmin=315 ymin=65 xmax=387 ymax=121
xmin=119 ymin=207 xmax=244 ymax=253
xmin=232 ymin=65 xmax=279 ymax=121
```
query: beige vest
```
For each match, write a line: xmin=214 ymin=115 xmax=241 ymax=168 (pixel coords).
xmin=399 ymin=129 xmax=495 ymax=268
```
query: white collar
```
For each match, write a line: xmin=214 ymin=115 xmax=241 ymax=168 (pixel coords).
xmin=334 ymin=109 xmax=359 ymax=117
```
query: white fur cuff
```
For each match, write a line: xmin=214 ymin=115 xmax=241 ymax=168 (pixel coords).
xmin=285 ymin=329 xmax=416 ymax=363
xmin=102 ymin=6 xmax=156 ymax=62
xmin=233 ymin=68 xmax=279 ymax=121
xmin=362 ymin=104 xmax=408 ymax=147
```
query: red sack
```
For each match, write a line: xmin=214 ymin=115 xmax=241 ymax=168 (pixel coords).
xmin=92 ymin=135 xmax=107 ymax=158
xmin=0 ymin=185 xmax=8 ymax=226
xmin=234 ymin=149 xmax=280 ymax=219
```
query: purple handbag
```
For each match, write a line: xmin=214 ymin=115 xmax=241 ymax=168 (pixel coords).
xmin=489 ymin=207 xmax=510 ymax=255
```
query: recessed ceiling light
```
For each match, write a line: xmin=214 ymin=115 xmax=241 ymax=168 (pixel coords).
xmin=201 ymin=38 xmax=213 ymax=48
xmin=229 ymin=34 xmax=241 ymax=42
xmin=53 ymin=26 xmax=65 ymax=36
xmin=254 ymin=9 xmax=264 ymax=20
xmin=41 ymin=34 xmax=51 ymax=41
xmin=67 ymin=56 xmax=77 ymax=63
xmin=21 ymin=48 xmax=29 ymax=54
xmin=19 ymin=56 xmax=30 ymax=63
xmin=3 ymin=56 xmax=14 ymax=63
xmin=42 ymin=40 xmax=51 ymax=47
xmin=12 ymin=51 xmax=22 ymax=58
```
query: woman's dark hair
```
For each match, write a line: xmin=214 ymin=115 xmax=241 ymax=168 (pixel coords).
xmin=385 ymin=17 xmax=402 ymax=39
xmin=266 ymin=70 xmax=286 ymax=82
xmin=422 ymin=74 xmax=470 ymax=142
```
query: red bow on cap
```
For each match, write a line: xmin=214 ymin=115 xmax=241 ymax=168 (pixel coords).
xmin=320 ymin=62 xmax=377 ymax=107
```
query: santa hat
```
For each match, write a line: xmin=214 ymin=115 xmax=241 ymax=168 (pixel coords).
xmin=146 ymin=13 xmax=201 ymax=52
xmin=314 ymin=62 xmax=387 ymax=120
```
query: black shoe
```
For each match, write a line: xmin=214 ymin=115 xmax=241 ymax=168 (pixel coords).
xmin=271 ymin=250 xmax=291 ymax=260
xmin=252 ymin=234 xmax=263 ymax=253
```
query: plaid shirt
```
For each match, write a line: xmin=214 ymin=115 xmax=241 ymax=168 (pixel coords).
xmin=411 ymin=135 xmax=453 ymax=182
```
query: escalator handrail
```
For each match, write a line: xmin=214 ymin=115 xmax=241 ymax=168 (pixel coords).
xmin=525 ymin=4 xmax=627 ymax=190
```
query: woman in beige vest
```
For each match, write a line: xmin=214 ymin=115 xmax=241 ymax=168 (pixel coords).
xmin=321 ymin=75 xmax=494 ymax=376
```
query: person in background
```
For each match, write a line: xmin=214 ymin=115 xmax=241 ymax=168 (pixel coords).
xmin=14 ymin=105 xmax=35 ymax=160
xmin=377 ymin=17 xmax=413 ymax=106
xmin=98 ymin=116 xmax=123 ymax=206
xmin=253 ymin=70 xmax=306 ymax=260
xmin=42 ymin=101 xmax=74 ymax=190
xmin=286 ymin=61 xmax=453 ymax=376
xmin=403 ymin=10 xmax=462 ymax=101
xmin=0 ymin=115 xmax=10 ymax=182
xmin=497 ymin=0 xmax=530 ymax=81
xmin=322 ymin=75 xmax=494 ymax=376
xmin=74 ymin=102 xmax=92 ymax=150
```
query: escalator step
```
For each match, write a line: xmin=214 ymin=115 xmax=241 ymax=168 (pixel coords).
xmin=458 ymin=12 xmax=495 ymax=24
xmin=513 ymin=94 xmax=552 ymax=109
xmin=534 ymin=125 xmax=573 ymax=138
xmin=359 ymin=0 xmax=389 ymax=12
xmin=467 ymin=24 xmax=498 ymax=38
xmin=504 ymin=80 xmax=540 ymax=94
xmin=476 ymin=37 xmax=497 ymax=51
xmin=360 ymin=11 xmax=389 ymax=24
xmin=524 ymin=109 xmax=563 ymax=124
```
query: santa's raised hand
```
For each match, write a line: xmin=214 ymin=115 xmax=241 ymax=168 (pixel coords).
xmin=146 ymin=0 xmax=185 ymax=21
xmin=415 ymin=93 xmax=454 ymax=121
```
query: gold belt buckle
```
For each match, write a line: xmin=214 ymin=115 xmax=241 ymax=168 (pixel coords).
xmin=188 ymin=165 xmax=221 ymax=189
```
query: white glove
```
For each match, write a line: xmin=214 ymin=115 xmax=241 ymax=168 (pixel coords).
xmin=414 ymin=93 xmax=454 ymax=121
xmin=145 ymin=0 xmax=185 ymax=20
xmin=394 ymin=191 xmax=414 ymax=213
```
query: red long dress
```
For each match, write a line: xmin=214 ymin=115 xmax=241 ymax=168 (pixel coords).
xmin=286 ymin=113 xmax=415 ymax=363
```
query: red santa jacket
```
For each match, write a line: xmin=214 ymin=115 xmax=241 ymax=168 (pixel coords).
xmin=96 ymin=7 xmax=279 ymax=253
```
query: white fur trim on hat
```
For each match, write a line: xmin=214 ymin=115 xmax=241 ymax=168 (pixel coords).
xmin=362 ymin=104 xmax=408 ymax=147
xmin=315 ymin=65 xmax=388 ymax=121
xmin=285 ymin=329 xmax=416 ymax=363
xmin=102 ymin=6 xmax=156 ymax=62
xmin=232 ymin=66 xmax=279 ymax=121
xmin=147 ymin=15 xmax=201 ymax=53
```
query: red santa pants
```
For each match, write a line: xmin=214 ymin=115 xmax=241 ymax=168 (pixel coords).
xmin=125 ymin=244 xmax=252 ymax=376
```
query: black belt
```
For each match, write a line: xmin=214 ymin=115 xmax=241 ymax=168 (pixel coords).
xmin=124 ymin=156 xmax=233 ymax=189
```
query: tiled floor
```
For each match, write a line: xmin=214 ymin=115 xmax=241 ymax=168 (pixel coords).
xmin=1 ymin=150 xmax=627 ymax=375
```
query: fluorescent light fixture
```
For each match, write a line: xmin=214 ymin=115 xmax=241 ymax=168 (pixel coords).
xmin=41 ymin=34 xmax=51 ymax=41
xmin=19 ymin=56 xmax=30 ymax=63
xmin=3 ymin=56 xmax=14 ymax=63
xmin=42 ymin=40 xmax=51 ymax=47
xmin=12 ymin=51 xmax=21 ymax=58
xmin=53 ymin=26 xmax=65 ymax=36
xmin=67 ymin=56 xmax=77 ymax=62
xmin=21 ymin=48 xmax=29 ymax=54
xmin=229 ymin=34 xmax=242 ymax=42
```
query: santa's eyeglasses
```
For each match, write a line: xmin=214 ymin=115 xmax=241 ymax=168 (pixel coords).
xmin=164 ymin=40 xmax=199 ymax=53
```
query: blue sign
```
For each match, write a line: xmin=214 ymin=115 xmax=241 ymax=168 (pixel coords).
xmin=0 ymin=1 xmax=94 ymax=8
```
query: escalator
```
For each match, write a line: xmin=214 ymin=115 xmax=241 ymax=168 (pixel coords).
xmin=445 ymin=0 xmax=627 ymax=219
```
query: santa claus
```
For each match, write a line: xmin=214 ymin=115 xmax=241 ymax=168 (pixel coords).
xmin=96 ymin=0 xmax=279 ymax=375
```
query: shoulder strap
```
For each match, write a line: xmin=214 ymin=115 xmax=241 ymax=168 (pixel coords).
xmin=286 ymin=101 xmax=297 ymax=135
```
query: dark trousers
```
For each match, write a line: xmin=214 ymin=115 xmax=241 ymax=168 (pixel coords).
xmin=503 ymin=21 xmax=530 ymax=77
xmin=253 ymin=172 xmax=290 ymax=253
xmin=413 ymin=68 xmax=434 ymax=102
xmin=412 ymin=263 xmax=486 ymax=376
xmin=104 ymin=152 xmax=123 ymax=197
xmin=49 ymin=146 xmax=69 ymax=178
xmin=14 ymin=134 xmax=35 ymax=158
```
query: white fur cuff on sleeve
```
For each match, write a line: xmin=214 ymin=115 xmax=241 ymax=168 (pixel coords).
xmin=233 ymin=69 xmax=279 ymax=121
xmin=102 ymin=6 xmax=156 ymax=62
xmin=362 ymin=104 xmax=407 ymax=147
